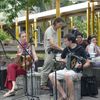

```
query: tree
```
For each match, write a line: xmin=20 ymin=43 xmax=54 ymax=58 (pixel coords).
xmin=74 ymin=16 xmax=87 ymax=38
xmin=0 ymin=0 xmax=51 ymax=24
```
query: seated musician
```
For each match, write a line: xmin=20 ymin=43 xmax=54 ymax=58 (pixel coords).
xmin=86 ymin=35 xmax=100 ymax=58
xmin=86 ymin=35 xmax=100 ymax=67
xmin=3 ymin=31 xmax=38 ymax=97
xmin=49 ymin=33 xmax=90 ymax=100
xmin=75 ymin=32 xmax=88 ymax=49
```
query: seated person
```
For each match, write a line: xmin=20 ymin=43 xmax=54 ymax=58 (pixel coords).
xmin=76 ymin=32 xmax=88 ymax=49
xmin=86 ymin=35 xmax=100 ymax=66
xmin=3 ymin=31 xmax=38 ymax=97
xmin=86 ymin=35 xmax=100 ymax=57
xmin=49 ymin=33 xmax=90 ymax=100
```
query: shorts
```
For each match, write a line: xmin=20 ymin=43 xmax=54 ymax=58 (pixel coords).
xmin=50 ymin=68 xmax=82 ymax=81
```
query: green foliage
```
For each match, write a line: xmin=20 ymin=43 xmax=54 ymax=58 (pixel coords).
xmin=61 ymin=0 xmax=73 ymax=7
xmin=74 ymin=16 xmax=87 ymax=38
xmin=0 ymin=0 xmax=51 ymax=24
xmin=0 ymin=29 xmax=12 ymax=41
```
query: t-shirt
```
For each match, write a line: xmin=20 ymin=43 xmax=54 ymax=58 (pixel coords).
xmin=44 ymin=26 xmax=58 ymax=51
xmin=61 ymin=45 xmax=88 ymax=72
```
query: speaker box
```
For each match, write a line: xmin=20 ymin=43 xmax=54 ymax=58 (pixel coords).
xmin=0 ymin=67 xmax=7 ymax=90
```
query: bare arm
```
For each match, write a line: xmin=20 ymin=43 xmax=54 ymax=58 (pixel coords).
xmin=31 ymin=45 xmax=38 ymax=62
xmin=85 ymin=45 xmax=89 ymax=53
xmin=49 ymin=37 xmax=63 ymax=51
xmin=95 ymin=46 xmax=100 ymax=55
xmin=16 ymin=45 xmax=23 ymax=56
xmin=83 ymin=59 xmax=90 ymax=68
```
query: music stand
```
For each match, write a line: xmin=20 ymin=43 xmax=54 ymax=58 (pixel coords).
xmin=26 ymin=36 xmax=40 ymax=100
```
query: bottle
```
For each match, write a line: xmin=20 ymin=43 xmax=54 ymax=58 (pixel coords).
xmin=89 ymin=43 xmax=95 ymax=58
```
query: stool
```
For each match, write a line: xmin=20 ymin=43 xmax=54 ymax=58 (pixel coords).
xmin=16 ymin=75 xmax=25 ymax=90
xmin=74 ymin=80 xmax=81 ymax=100
xmin=25 ymin=72 xmax=41 ymax=96
xmin=53 ymin=79 xmax=81 ymax=100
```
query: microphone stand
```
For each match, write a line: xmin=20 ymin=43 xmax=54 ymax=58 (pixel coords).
xmin=8 ymin=32 xmax=39 ymax=100
xmin=53 ymin=53 xmax=58 ymax=100
xmin=0 ymin=40 xmax=9 ymax=59
xmin=27 ymin=36 xmax=40 ymax=100
xmin=48 ymin=49 xmax=62 ymax=100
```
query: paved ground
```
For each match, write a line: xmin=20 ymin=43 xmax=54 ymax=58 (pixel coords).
xmin=0 ymin=86 xmax=100 ymax=100
xmin=0 ymin=44 xmax=100 ymax=100
xmin=0 ymin=64 xmax=100 ymax=100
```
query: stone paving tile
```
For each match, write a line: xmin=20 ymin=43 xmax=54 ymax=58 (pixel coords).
xmin=0 ymin=72 xmax=100 ymax=100
xmin=0 ymin=88 xmax=100 ymax=100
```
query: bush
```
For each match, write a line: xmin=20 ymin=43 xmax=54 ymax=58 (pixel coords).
xmin=0 ymin=29 xmax=12 ymax=41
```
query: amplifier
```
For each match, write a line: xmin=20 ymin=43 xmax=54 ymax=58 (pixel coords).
xmin=0 ymin=67 xmax=7 ymax=90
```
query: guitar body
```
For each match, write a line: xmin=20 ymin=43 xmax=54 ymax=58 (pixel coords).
xmin=20 ymin=55 xmax=33 ymax=70
xmin=13 ymin=55 xmax=33 ymax=70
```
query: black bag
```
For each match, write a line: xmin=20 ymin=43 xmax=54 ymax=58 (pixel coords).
xmin=0 ymin=69 xmax=7 ymax=90
xmin=81 ymin=75 xmax=98 ymax=97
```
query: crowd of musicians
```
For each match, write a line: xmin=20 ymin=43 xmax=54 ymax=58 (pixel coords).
xmin=2 ymin=17 xmax=100 ymax=100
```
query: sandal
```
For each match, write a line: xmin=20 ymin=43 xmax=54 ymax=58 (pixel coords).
xmin=3 ymin=91 xmax=15 ymax=97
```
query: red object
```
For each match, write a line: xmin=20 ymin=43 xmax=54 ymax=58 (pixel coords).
xmin=5 ymin=63 xmax=26 ymax=90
